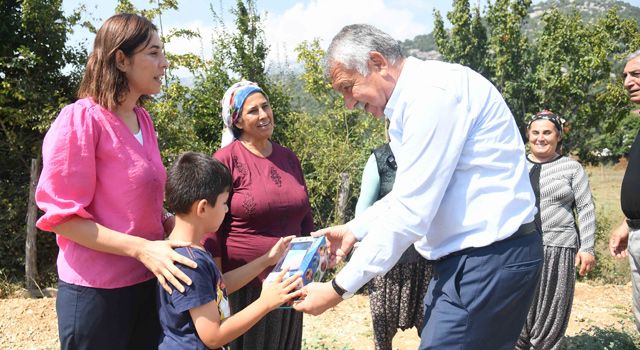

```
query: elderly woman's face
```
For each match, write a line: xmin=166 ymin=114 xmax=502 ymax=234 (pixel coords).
xmin=528 ymin=119 xmax=560 ymax=159
xmin=234 ymin=92 xmax=274 ymax=141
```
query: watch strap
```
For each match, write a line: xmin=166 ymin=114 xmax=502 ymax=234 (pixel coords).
xmin=331 ymin=278 xmax=353 ymax=299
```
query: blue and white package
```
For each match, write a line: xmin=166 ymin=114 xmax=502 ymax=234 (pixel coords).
xmin=266 ymin=236 xmax=329 ymax=286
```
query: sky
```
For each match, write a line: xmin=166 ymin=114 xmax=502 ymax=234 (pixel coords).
xmin=61 ymin=0 xmax=640 ymax=75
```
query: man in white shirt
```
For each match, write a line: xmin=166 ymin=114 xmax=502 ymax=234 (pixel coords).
xmin=293 ymin=24 xmax=543 ymax=349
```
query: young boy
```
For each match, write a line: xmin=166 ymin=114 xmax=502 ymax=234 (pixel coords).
xmin=157 ymin=152 xmax=302 ymax=349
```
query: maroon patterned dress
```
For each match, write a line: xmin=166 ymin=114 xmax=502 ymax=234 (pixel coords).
xmin=205 ymin=140 xmax=314 ymax=350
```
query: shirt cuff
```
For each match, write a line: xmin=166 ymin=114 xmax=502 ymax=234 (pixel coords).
xmin=346 ymin=217 xmax=368 ymax=241
xmin=334 ymin=267 xmax=365 ymax=294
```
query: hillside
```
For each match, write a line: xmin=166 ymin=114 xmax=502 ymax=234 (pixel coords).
xmin=402 ymin=0 xmax=640 ymax=59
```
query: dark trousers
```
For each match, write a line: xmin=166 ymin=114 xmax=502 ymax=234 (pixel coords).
xmin=419 ymin=229 xmax=543 ymax=349
xmin=57 ymin=278 xmax=160 ymax=350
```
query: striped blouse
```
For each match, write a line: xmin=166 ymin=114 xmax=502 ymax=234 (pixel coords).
xmin=527 ymin=155 xmax=596 ymax=254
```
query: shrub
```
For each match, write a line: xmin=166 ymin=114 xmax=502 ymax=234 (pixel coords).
xmin=562 ymin=323 xmax=640 ymax=349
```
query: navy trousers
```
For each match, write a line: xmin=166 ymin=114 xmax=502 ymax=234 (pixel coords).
xmin=57 ymin=278 xmax=160 ymax=350
xmin=420 ymin=231 xmax=543 ymax=349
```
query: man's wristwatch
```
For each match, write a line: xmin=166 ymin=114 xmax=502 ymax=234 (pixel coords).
xmin=331 ymin=279 xmax=354 ymax=299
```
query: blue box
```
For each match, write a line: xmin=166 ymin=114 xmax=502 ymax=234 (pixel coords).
xmin=266 ymin=236 xmax=329 ymax=287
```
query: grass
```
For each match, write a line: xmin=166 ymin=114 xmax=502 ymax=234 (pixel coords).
xmin=583 ymin=164 xmax=632 ymax=284
xmin=302 ymin=334 xmax=354 ymax=350
xmin=0 ymin=270 xmax=22 ymax=298
xmin=586 ymin=164 xmax=625 ymax=225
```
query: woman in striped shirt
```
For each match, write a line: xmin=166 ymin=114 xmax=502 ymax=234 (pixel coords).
xmin=516 ymin=110 xmax=597 ymax=350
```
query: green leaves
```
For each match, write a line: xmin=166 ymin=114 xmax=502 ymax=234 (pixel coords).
xmin=290 ymin=40 xmax=384 ymax=227
xmin=1 ymin=0 xmax=84 ymax=282
xmin=433 ymin=0 xmax=640 ymax=162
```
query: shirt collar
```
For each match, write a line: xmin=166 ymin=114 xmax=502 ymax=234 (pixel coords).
xmin=384 ymin=56 xmax=419 ymax=120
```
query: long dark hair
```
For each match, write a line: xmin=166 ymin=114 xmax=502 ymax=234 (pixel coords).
xmin=78 ymin=13 xmax=157 ymax=111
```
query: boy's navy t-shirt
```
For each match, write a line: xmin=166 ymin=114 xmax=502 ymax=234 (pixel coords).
xmin=157 ymin=246 xmax=230 ymax=349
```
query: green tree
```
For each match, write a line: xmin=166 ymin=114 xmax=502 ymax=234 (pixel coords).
xmin=0 ymin=0 xmax=86 ymax=280
xmin=221 ymin=0 xmax=293 ymax=147
xmin=432 ymin=0 xmax=640 ymax=159
xmin=434 ymin=0 xmax=533 ymax=125
xmin=485 ymin=0 xmax=534 ymax=126
xmin=531 ymin=8 xmax=640 ymax=160
xmin=291 ymin=40 xmax=383 ymax=226
xmin=150 ymin=0 xmax=293 ymax=156
xmin=116 ymin=0 xmax=290 ymax=159
xmin=433 ymin=0 xmax=487 ymax=74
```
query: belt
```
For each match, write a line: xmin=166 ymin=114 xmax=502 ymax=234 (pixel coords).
xmin=627 ymin=218 xmax=640 ymax=230
xmin=439 ymin=221 xmax=539 ymax=261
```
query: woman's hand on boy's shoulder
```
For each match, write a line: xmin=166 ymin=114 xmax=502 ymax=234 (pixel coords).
xmin=138 ymin=239 xmax=197 ymax=294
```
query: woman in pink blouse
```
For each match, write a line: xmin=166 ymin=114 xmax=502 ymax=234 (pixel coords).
xmin=35 ymin=14 xmax=195 ymax=350
xmin=204 ymin=81 xmax=314 ymax=350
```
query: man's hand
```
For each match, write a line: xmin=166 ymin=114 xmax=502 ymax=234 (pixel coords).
xmin=312 ymin=225 xmax=357 ymax=267
xmin=609 ymin=221 xmax=630 ymax=258
xmin=575 ymin=252 xmax=596 ymax=276
xmin=292 ymin=281 xmax=342 ymax=316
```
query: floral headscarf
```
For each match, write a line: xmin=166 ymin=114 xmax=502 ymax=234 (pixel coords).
xmin=527 ymin=110 xmax=565 ymax=133
xmin=220 ymin=80 xmax=265 ymax=147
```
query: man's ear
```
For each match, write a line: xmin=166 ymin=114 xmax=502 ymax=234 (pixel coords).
xmin=115 ymin=50 xmax=129 ymax=72
xmin=368 ymin=51 xmax=388 ymax=74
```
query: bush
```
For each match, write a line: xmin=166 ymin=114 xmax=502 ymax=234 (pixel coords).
xmin=562 ymin=323 xmax=640 ymax=349
xmin=582 ymin=211 xmax=631 ymax=284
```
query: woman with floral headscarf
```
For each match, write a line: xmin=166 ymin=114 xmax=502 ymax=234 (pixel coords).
xmin=204 ymin=81 xmax=314 ymax=350
xmin=515 ymin=110 xmax=597 ymax=350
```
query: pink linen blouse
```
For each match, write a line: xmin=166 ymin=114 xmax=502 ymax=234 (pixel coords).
xmin=36 ymin=98 xmax=166 ymax=288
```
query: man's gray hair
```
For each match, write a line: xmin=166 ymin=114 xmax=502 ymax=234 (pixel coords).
xmin=626 ymin=49 xmax=640 ymax=62
xmin=325 ymin=24 xmax=404 ymax=77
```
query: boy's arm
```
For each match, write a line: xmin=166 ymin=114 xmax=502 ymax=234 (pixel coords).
xmin=190 ymin=270 xmax=302 ymax=349
xmin=222 ymin=253 xmax=271 ymax=294
xmin=189 ymin=298 xmax=269 ymax=349
xmin=222 ymin=236 xmax=294 ymax=294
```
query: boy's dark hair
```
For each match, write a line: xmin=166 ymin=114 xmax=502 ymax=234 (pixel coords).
xmin=166 ymin=152 xmax=232 ymax=214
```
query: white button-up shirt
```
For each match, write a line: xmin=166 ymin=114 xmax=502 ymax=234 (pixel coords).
xmin=337 ymin=57 xmax=536 ymax=293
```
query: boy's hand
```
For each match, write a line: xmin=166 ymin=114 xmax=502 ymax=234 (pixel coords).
xmin=266 ymin=235 xmax=295 ymax=266
xmin=259 ymin=268 xmax=303 ymax=309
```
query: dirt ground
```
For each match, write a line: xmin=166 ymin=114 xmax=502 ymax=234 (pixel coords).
xmin=0 ymin=282 xmax=634 ymax=350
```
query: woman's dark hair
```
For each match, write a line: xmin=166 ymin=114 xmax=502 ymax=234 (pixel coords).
xmin=78 ymin=13 xmax=157 ymax=111
xmin=166 ymin=152 xmax=232 ymax=214
xmin=230 ymin=123 xmax=243 ymax=139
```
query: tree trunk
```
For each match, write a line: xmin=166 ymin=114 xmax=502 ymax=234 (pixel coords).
xmin=25 ymin=157 xmax=41 ymax=295
xmin=336 ymin=172 xmax=350 ymax=224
